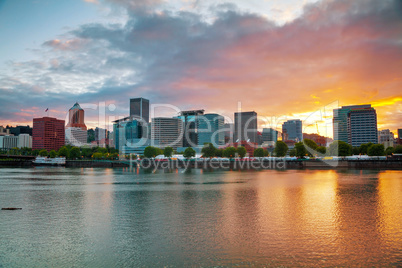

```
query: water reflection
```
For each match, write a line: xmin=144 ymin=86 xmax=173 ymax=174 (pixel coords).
xmin=0 ymin=168 xmax=400 ymax=267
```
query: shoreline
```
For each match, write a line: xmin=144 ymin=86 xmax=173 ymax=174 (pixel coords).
xmin=1 ymin=159 xmax=401 ymax=170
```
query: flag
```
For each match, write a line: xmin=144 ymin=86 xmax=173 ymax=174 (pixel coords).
xmin=45 ymin=108 xmax=49 ymax=112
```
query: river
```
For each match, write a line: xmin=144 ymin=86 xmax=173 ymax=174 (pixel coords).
xmin=0 ymin=168 xmax=401 ymax=267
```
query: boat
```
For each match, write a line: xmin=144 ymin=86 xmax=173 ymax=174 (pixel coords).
xmin=33 ymin=156 xmax=66 ymax=166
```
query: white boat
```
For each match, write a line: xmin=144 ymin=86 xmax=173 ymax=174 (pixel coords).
xmin=33 ymin=156 xmax=66 ymax=166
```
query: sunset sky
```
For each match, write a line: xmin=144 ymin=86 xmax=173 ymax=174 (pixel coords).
xmin=0 ymin=0 xmax=401 ymax=137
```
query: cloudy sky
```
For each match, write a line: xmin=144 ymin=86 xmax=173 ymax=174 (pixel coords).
xmin=0 ymin=0 xmax=401 ymax=137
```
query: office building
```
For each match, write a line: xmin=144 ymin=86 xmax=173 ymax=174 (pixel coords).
xmin=198 ymin=114 xmax=224 ymax=147
xmin=347 ymin=105 xmax=378 ymax=147
xmin=282 ymin=119 xmax=303 ymax=142
xmin=223 ymin=123 xmax=234 ymax=144
xmin=0 ymin=126 xmax=11 ymax=136
xmin=130 ymin=98 xmax=149 ymax=123
xmin=177 ymin=110 xmax=204 ymax=147
xmin=378 ymin=129 xmax=394 ymax=148
xmin=66 ymin=102 xmax=87 ymax=130
xmin=6 ymin=125 xmax=32 ymax=136
xmin=302 ymin=133 xmax=332 ymax=147
xmin=0 ymin=136 xmax=18 ymax=149
xmin=18 ymin=134 xmax=32 ymax=148
xmin=65 ymin=127 xmax=87 ymax=146
xmin=32 ymin=117 xmax=65 ymax=151
xmin=262 ymin=128 xmax=278 ymax=143
xmin=113 ymin=117 xmax=151 ymax=155
xmin=333 ymin=104 xmax=378 ymax=146
xmin=151 ymin=117 xmax=183 ymax=149
xmin=234 ymin=111 xmax=258 ymax=144
xmin=95 ymin=127 xmax=107 ymax=141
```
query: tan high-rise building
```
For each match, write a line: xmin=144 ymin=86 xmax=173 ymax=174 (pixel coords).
xmin=66 ymin=102 xmax=87 ymax=130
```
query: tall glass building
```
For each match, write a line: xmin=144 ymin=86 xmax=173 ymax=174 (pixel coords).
xmin=130 ymin=98 xmax=149 ymax=123
xmin=176 ymin=110 xmax=205 ymax=147
xmin=282 ymin=119 xmax=303 ymax=142
xmin=333 ymin=104 xmax=378 ymax=146
xmin=234 ymin=111 xmax=258 ymax=143
xmin=151 ymin=117 xmax=183 ymax=149
xmin=198 ymin=114 xmax=224 ymax=147
xmin=262 ymin=128 xmax=278 ymax=143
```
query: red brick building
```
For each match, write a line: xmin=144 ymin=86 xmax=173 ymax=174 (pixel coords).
xmin=33 ymin=117 xmax=65 ymax=151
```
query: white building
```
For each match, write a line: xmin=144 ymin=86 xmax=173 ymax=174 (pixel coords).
xmin=65 ymin=127 xmax=87 ymax=146
xmin=151 ymin=117 xmax=183 ymax=149
xmin=378 ymin=129 xmax=395 ymax=148
xmin=18 ymin=134 xmax=32 ymax=148
xmin=0 ymin=136 xmax=19 ymax=149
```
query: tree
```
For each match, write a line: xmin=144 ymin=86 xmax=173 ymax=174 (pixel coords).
xmin=97 ymin=147 xmax=108 ymax=154
xmin=289 ymin=148 xmax=296 ymax=157
xmin=58 ymin=146 xmax=69 ymax=158
xmin=263 ymin=149 xmax=269 ymax=156
xmin=32 ymin=149 xmax=40 ymax=156
xmin=317 ymin=146 xmax=326 ymax=154
xmin=201 ymin=143 xmax=216 ymax=158
xmin=81 ymin=148 xmax=93 ymax=158
xmin=274 ymin=141 xmax=288 ymax=157
xmin=352 ymin=146 xmax=360 ymax=155
xmin=92 ymin=152 xmax=103 ymax=159
xmin=39 ymin=149 xmax=48 ymax=157
xmin=303 ymin=139 xmax=318 ymax=155
xmin=183 ymin=147 xmax=196 ymax=159
xmin=144 ymin=146 xmax=158 ymax=158
xmin=367 ymin=144 xmax=385 ymax=156
xmin=385 ymin=147 xmax=395 ymax=156
xmin=394 ymin=145 xmax=402 ymax=154
xmin=215 ymin=148 xmax=224 ymax=157
xmin=223 ymin=147 xmax=237 ymax=158
xmin=237 ymin=146 xmax=247 ymax=158
xmin=69 ymin=147 xmax=81 ymax=160
xmin=359 ymin=143 xmax=374 ymax=155
xmin=328 ymin=141 xmax=352 ymax=156
xmin=163 ymin=147 xmax=173 ymax=158
xmin=253 ymin=148 xmax=265 ymax=157
xmin=49 ymin=150 xmax=57 ymax=158
xmin=295 ymin=142 xmax=307 ymax=158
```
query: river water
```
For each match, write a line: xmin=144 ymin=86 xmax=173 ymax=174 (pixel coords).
xmin=0 ymin=168 xmax=401 ymax=267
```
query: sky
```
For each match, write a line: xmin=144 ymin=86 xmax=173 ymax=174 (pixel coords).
xmin=0 ymin=0 xmax=401 ymax=137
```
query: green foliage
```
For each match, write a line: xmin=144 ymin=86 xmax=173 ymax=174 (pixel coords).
xmin=237 ymin=146 xmax=247 ymax=158
xmin=183 ymin=147 xmax=196 ymax=159
xmin=289 ymin=148 xmax=296 ymax=157
xmin=263 ymin=149 xmax=269 ymax=156
xmin=352 ymin=146 xmax=360 ymax=155
xmin=92 ymin=152 xmax=103 ymax=159
xmin=359 ymin=142 xmax=374 ymax=155
xmin=385 ymin=147 xmax=394 ymax=156
xmin=97 ymin=147 xmax=108 ymax=154
xmin=163 ymin=147 xmax=174 ymax=158
xmin=32 ymin=149 xmax=40 ymax=156
xmin=328 ymin=141 xmax=352 ymax=156
xmin=223 ymin=147 xmax=237 ymax=158
xmin=394 ymin=145 xmax=402 ymax=154
xmin=49 ymin=150 xmax=57 ymax=158
xmin=81 ymin=148 xmax=93 ymax=158
xmin=295 ymin=142 xmax=307 ymax=158
xmin=201 ymin=143 xmax=216 ymax=158
xmin=367 ymin=144 xmax=385 ymax=156
xmin=39 ymin=149 xmax=48 ymax=157
xmin=58 ymin=146 xmax=69 ymax=158
xmin=253 ymin=148 xmax=265 ymax=157
xmin=274 ymin=141 xmax=288 ymax=157
xmin=144 ymin=146 xmax=158 ymax=158
xmin=316 ymin=146 xmax=326 ymax=154
xmin=69 ymin=147 xmax=81 ymax=160
xmin=303 ymin=139 xmax=318 ymax=151
xmin=215 ymin=148 xmax=224 ymax=157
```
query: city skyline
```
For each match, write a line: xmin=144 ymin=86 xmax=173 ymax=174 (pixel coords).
xmin=0 ymin=0 xmax=401 ymax=135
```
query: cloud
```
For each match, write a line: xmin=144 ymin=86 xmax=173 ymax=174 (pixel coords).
xmin=1 ymin=0 xmax=401 ymax=134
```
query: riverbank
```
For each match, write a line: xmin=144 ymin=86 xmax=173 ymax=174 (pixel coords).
xmin=1 ymin=159 xmax=401 ymax=169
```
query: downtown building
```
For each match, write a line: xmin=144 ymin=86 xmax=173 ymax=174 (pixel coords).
xmin=234 ymin=111 xmax=258 ymax=144
xmin=262 ymin=128 xmax=278 ymax=146
xmin=65 ymin=102 xmax=87 ymax=146
xmin=282 ymin=119 xmax=303 ymax=142
xmin=33 ymin=117 xmax=65 ymax=151
xmin=151 ymin=117 xmax=183 ymax=149
xmin=198 ymin=114 xmax=225 ymax=147
xmin=333 ymin=104 xmax=378 ymax=147
xmin=0 ymin=126 xmax=32 ymax=149
xmin=378 ymin=129 xmax=394 ymax=148
xmin=176 ymin=109 xmax=205 ymax=147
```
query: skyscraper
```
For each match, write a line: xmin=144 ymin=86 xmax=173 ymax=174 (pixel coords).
xmin=198 ymin=114 xmax=224 ymax=147
xmin=177 ymin=109 xmax=205 ymax=147
xmin=130 ymin=98 xmax=149 ymax=123
xmin=234 ymin=111 xmax=257 ymax=144
xmin=282 ymin=119 xmax=303 ymax=142
xmin=262 ymin=128 xmax=278 ymax=143
xmin=347 ymin=105 xmax=378 ymax=147
xmin=152 ymin=117 xmax=183 ymax=149
xmin=65 ymin=102 xmax=87 ymax=146
xmin=33 ymin=117 xmax=65 ymax=151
